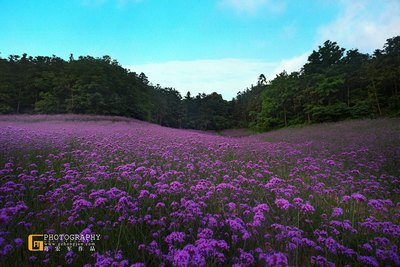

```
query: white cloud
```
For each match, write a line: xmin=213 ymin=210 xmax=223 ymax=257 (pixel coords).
xmin=317 ymin=0 xmax=400 ymax=53
xmin=126 ymin=54 xmax=308 ymax=100
xmin=218 ymin=0 xmax=286 ymax=15
xmin=273 ymin=52 xmax=309 ymax=75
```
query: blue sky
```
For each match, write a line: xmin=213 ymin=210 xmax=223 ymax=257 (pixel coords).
xmin=1 ymin=0 xmax=400 ymax=99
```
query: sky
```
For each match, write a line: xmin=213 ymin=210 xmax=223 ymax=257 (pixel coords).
xmin=1 ymin=0 xmax=400 ymax=100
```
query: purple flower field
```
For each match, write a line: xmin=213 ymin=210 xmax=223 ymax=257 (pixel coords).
xmin=1 ymin=115 xmax=399 ymax=266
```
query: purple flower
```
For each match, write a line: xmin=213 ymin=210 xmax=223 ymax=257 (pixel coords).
xmin=362 ymin=243 xmax=373 ymax=252
xmin=73 ymin=198 xmax=92 ymax=210
xmin=368 ymin=199 xmax=393 ymax=213
xmin=325 ymin=237 xmax=338 ymax=254
xmin=293 ymin=197 xmax=303 ymax=206
xmin=66 ymin=250 xmax=74 ymax=258
xmin=311 ymin=255 xmax=335 ymax=267
xmin=94 ymin=197 xmax=108 ymax=207
xmin=173 ymin=250 xmax=190 ymax=267
xmin=274 ymin=198 xmax=290 ymax=210
xmin=331 ymin=207 xmax=343 ymax=217
xmin=351 ymin=193 xmax=367 ymax=202
xmin=357 ymin=255 xmax=379 ymax=267
xmin=3 ymin=244 xmax=13 ymax=255
xmin=165 ymin=232 xmax=185 ymax=244
xmin=226 ymin=202 xmax=236 ymax=211
xmin=264 ymin=252 xmax=288 ymax=266
xmin=5 ymin=162 xmax=13 ymax=169
xmin=191 ymin=251 xmax=206 ymax=266
xmin=3 ymin=113 xmax=400 ymax=267
xmin=156 ymin=202 xmax=165 ymax=209
xmin=135 ymin=166 xmax=146 ymax=172
xmin=197 ymin=228 xmax=213 ymax=239
xmin=300 ymin=202 xmax=315 ymax=213
xmin=253 ymin=203 xmax=270 ymax=213
xmin=341 ymin=195 xmax=351 ymax=203
xmin=239 ymin=250 xmax=254 ymax=265
xmin=226 ymin=218 xmax=245 ymax=231
xmin=14 ymin=238 xmax=23 ymax=247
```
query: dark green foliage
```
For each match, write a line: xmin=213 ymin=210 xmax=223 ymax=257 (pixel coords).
xmin=245 ymin=36 xmax=400 ymax=131
xmin=0 ymin=54 xmax=237 ymax=130
xmin=0 ymin=36 xmax=399 ymax=131
xmin=181 ymin=92 xmax=233 ymax=130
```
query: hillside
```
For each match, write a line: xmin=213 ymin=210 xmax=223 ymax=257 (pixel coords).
xmin=1 ymin=36 xmax=399 ymax=131
xmin=1 ymin=115 xmax=399 ymax=266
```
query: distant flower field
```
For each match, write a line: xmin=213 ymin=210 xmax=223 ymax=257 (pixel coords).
xmin=1 ymin=115 xmax=399 ymax=266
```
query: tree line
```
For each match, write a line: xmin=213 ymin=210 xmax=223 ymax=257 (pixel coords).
xmin=0 ymin=53 xmax=236 ymax=130
xmin=237 ymin=36 xmax=400 ymax=130
xmin=0 ymin=36 xmax=399 ymax=131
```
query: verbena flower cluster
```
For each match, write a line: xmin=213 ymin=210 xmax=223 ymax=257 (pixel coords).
xmin=0 ymin=115 xmax=399 ymax=266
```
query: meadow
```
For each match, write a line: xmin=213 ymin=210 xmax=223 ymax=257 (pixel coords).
xmin=0 ymin=115 xmax=399 ymax=266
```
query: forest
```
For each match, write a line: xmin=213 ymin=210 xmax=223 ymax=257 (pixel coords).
xmin=0 ymin=36 xmax=399 ymax=131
